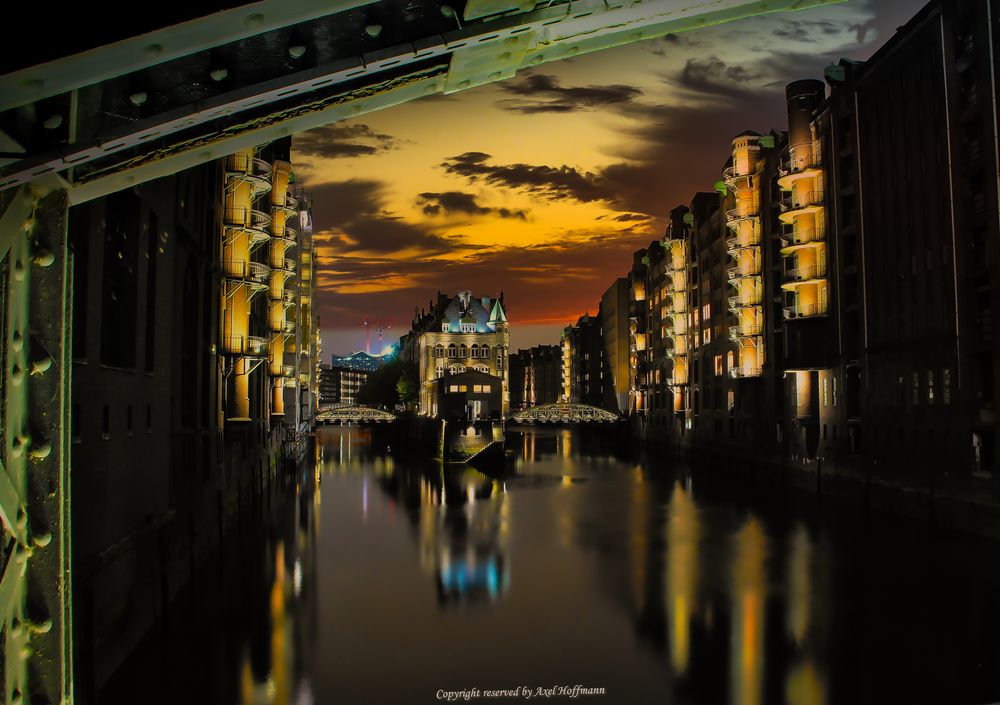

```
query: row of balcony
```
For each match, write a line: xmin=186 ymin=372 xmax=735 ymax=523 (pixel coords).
xmin=730 ymin=366 xmax=763 ymax=379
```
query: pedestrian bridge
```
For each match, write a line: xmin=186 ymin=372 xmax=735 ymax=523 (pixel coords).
xmin=509 ymin=403 xmax=620 ymax=424
xmin=317 ymin=404 xmax=398 ymax=424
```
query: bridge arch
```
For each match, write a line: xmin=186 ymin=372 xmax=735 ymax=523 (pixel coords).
xmin=509 ymin=403 xmax=621 ymax=424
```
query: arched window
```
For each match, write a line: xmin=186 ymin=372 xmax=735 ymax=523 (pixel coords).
xmin=448 ymin=344 xmax=457 ymax=358
xmin=470 ymin=344 xmax=479 ymax=358
xmin=449 ymin=364 xmax=459 ymax=375
xmin=459 ymin=344 xmax=467 ymax=358
xmin=434 ymin=344 xmax=444 ymax=358
xmin=436 ymin=365 xmax=444 ymax=379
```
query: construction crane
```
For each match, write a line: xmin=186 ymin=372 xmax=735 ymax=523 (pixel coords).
xmin=360 ymin=317 xmax=391 ymax=354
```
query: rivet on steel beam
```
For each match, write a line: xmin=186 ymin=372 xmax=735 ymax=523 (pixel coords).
xmin=43 ymin=114 xmax=63 ymax=130
xmin=13 ymin=259 xmax=25 ymax=281
xmin=15 ymin=506 xmax=26 ymax=531
xmin=210 ymin=68 xmax=229 ymax=82
xmin=19 ymin=645 xmax=33 ymax=660
xmin=12 ymin=331 xmax=23 ymax=352
xmin=288 ymin=45 xmax=307 ymax=58
xmin=31 ymin=356 xmax=53 ymax=376
xmin=243 ymin=13 xmax=264 ymax=28
xmin=27 ymin=619 xmax=53 ymax=635
xmin=12 ymin=435 xmax=29 ymax=457
xmin=21 ymin=215 xmax=35 ymax=233
xmin=32 ymin=532 xmax=52 ymax=548
xmin=130 ymin=92 xmax=148 ymax=106
xmin=32 ymin=249 xmax=54 ymax=268
xmin=11 ymin=364 xmax=25 ymax=385
xmin=29 ymin=441 xmax=52 ymax=461
xmin=14 ymin=543 xmax=32 ymax=563
xmin=144 ymin=44 xmax=163 ymax=59
xmin=365 ymin=24 xmax=382 ymax=38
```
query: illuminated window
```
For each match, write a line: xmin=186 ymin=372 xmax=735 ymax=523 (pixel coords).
xmin=943 ymin=368 xmax=952 ymax=404
xmin=702 ymin=303 xmax=711 ymax=321
xmin=448 ymin=344 xmax=456 ymax=358
xmin=704 ymin=328 xmax=712 ymax=344
xmin=473 ymin=385 xmax=483 ymax=393
xmin=483 ymin=385 xmax=492 ymax=393
xmin=442 ymin=322 xmax=450 ymax=332
xmin=823 ymin=378 xmax=829 ymax=406
xmin=449 ymin=385 xmax=459 ymax=393
xmin=714 ymin=355 xmax=723 ymax=376
xmin=459 ymin=385 xmax=468 ymax=392
xmin=436 ymin=366 xmax=444 ymax=379
xmin=461 ymin=323 xmax=475 ymax=333
xmin=728 ymin=389 xmax=735 ymax=411
xmin=832 ymin=376 xmax=838 ymax=406
xmin=459 ymin=345 xmax=467 ymax=358
xmin=927 ymin=370 xmax=935 ymax=404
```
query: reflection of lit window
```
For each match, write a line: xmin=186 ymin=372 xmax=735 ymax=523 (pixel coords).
xmin=474 ymin=385 xmax=483 ymax=393
xmin=459 ymin=385 xmax=468 ymax=392
xmin=483 ymin=384 xmax=491 ymax=393
xmin=449 ymin=385 xmax=459 ymax=393
xmin=436 ymin=366 xmax=444 ymax=379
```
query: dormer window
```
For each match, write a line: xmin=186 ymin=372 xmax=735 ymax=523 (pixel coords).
xmin=442 ymin=322 xmax=451 ymax=332
xmin=461 ymin=323 xmax=475 ymax=333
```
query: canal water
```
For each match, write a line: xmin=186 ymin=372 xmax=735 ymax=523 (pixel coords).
xmin=101 ymin=425 xmax=1000 ymax=705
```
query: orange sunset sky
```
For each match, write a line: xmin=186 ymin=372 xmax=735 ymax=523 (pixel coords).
xmin=293 ymin=0 xmax=924 ymax=356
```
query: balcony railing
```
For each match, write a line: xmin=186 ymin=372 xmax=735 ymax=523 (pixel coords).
xmin=728 ymin=295 xmax=760 ymax=310
xmin=249 ymin=208 xmax=271 ymax=231
xmin=783 ymin=302 xmax=828 ymax=319
xmin=252 ymin=158 xmax=273 ymax=179
xmin=224 ymin=153 xmax=251 ymax=174
xmin=270 ymin=257 xmax=297 ymax=274
xmin=727 ymin=262 xmax=761 ymax=279
xmin=281 ymin=225 xmax=298 ymax=243
xmin=726 ymin=232 xmax=761 ymax=252
xmin=780 ymin=226 xmax=826 ymax=248
xmin=726 ymin=206 xmax=760 ymax=223
xmin=722 ymin=165 xmax=754 ymax=184
xmin=729 ymin=323 xmax=763 ymax=340
xmin=221 ymin=334 xmax=269 ymax=356
xmin=779 ymin=191 xmax=823 ymax=212
xmin=223 ymin=205 xmax=248 ymax=227
xmin=784 ymin=262 xmax=827 ymax=282
xmin=730 ymin=366 xmax=763 ymax=379
xmin=280 ymin=364 xmax=296 ymax=378
xmin=222 ymin=259 xmax=271 ymax=283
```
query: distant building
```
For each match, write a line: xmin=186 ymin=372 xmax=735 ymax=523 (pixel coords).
xmin=561 ymin=314 xmax=603 ymax=407
xmin=323 ymin=350 xmax=392 ymax=405
xmin=509 ymin=345 xmax=561 ymax=410
xmin=600 ymin=278 xmax=630 ymax=413
xmin=400 ymin=290 xmax=509 ymax=419
xmin=318 ymin=364 xmax=338 ymax=406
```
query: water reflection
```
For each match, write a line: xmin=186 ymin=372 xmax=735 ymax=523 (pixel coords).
xmin=101 ymin=425 xmax=1000 ymax=705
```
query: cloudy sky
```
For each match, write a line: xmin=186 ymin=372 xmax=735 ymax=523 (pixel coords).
xmin=293 ymin=0 xmax=924 ymax=356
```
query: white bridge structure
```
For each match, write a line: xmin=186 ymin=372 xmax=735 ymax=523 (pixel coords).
xmin=509 ymin=403 xmax=620 ymax=424
xmin=317 ymin=404 xmax=399 ymax=424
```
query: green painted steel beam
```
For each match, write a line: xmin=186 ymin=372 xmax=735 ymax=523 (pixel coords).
xmin=0 ymin=0 xmax=378 ymax=113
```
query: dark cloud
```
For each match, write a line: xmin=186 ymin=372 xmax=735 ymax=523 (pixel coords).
xmin=417 ymin=191 xmax=528 ymax=220
xmin=309 ymin=179 xmax=452 ymax=255
xmin=498 ymin=73 xmax=643 ymax=113
xmin=773 ymin=18 xmax=847 ymax=42
xmin=293 ymin=123 xmax=398 ymax=159
xmin=441 ymin=152 xmax=613 ymax=204
xmin=678 ymin=56 xmax=760 ymax=100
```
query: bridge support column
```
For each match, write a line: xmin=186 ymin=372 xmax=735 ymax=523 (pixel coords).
xmin=0 ymin=181 xmax=73 ymax=705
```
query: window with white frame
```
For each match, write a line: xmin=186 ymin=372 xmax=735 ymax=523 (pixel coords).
xmin=461 ymin=322 xmax=475 ymax=333
xmin=436 ymin=366 xmax=444 ymax=378
xmin=447 ymin=345 xmax=456 ymax=358
xmin=442 ymin=322 xmax=451 ymax=332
